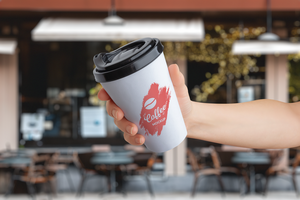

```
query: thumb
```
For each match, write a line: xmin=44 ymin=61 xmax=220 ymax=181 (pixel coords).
xmin=168 ymin=64 xmax=188 ymax=99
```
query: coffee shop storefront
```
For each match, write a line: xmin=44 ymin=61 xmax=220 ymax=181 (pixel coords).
xmin=0 ymin=0 xmax=300 ymax=178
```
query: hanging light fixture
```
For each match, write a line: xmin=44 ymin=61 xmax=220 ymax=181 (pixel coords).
xmin=31 ymin=0 xmax=205 ymax=42
xmin=103 ymin=0 xmax=124 ymax=25
xmin=257 ymin=0 xmax=279 ymax=41
xmin=232 ymin=0 xmax=300 ymax=55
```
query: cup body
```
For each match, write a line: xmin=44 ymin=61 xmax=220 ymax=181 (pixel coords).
xmin=101 ymin=53 xmax=187 ymax=152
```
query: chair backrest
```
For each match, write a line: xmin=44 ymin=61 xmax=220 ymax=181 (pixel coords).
xmin=76 ymin=152 xmax=95 ymax=170
xmin=292 ymin=151 xmax=300 ymax=172
xmin=27 ymin=153 xmax=51 ymax=178
xmin=132 ymin=152 xmax=155 ymax=168
xmin=209 ymin=146 xmax=221 ymax=169
xmin=147 ymin=153 xmax=157 ymax=169
xmin=187 ymin=148 xmax=199 ymax=172
xmin=268 ymin=150 xmax=286 ymax=171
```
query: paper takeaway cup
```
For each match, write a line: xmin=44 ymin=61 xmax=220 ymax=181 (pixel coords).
xmin=93 ymin=38 xmax=187 ymax=153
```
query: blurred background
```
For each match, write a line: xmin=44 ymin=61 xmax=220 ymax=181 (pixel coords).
xmin=1 ymin=0 xmax=300 ymax=199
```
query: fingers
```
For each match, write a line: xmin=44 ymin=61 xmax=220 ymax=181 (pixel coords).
xmin=114 ymin=115 xmax=145 ymax=145
xmin=98 ymin=88 xmax=111 ymax=101
xmin=106 ymin=99 xmax=124 ymax=121
xmin=105 ymin=96 xmax=145 ymax=145
xmin=168 ymin=64 xmax=189 ymax=98
xmin=169 ymin=64 xmax=185 ymax=86
xmin=124 ymin=132 xmax=145 ymax=145
xmin=114 ymin=117 xmax=138 ymax=136
xmin=98 ymin=89 xmax=123 ymax=120
xmin=115 ymin=117 xmax=145 ymax=145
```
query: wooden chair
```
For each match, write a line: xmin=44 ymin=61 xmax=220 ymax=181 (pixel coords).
xmin=187 ymin=148 xmax=222 ymax=197
xmin=16 ymin=154 xmax=55 ymax=200
xmin=125 ymin=152 xmax=156 ymax=197
xmin=188 ymin=147 xmax=250 ymax=197
xmin=211 ymin=146 xmax=250 ymax=193
xmin=74 ymin=152 xmax=108 ymax=196
xmin=264 ymin=149 xmax=300 ymax=196
xmin=46 ymin=152 xmax=75 ymax=192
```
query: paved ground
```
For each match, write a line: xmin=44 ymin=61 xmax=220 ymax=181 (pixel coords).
xmin=0 ymin=192 xmax=299 ymax=200
xmin=56 ymin=167 xmax=299 ymax=194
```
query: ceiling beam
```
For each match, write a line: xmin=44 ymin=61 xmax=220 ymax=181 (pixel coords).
xmin=1 ymin=0 xmax=300 ymax=12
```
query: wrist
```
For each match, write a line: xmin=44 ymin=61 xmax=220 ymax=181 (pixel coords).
xmin=184 ymin=101 xmax=200 ymax=137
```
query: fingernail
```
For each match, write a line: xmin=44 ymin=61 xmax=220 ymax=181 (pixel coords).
xmin=126 ymin=126 xmax=132 ymax=135
xmin=132 ymin=126 xmax=137 ymax=135
xmin=112 ymin=110 xmax=117 ymax=119
xmin=135 ymin=138 xmax=142 ymax=144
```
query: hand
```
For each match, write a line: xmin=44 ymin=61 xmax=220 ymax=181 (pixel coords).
xmin=98 ymin=64 xmax=192 ymax=146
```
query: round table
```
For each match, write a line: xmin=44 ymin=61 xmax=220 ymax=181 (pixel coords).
xmin=0 ymin=156 xmax=32 ymax=196
xmin=0 ymin=149 xmax=35 ymax=158
xmin=232 ymin=152 xmax=271 ymax=194
xmin=0 ymin=157 xmax=32 ymax=165
xmin=94 ymin=151 xmax=135 ymax=157
xmin=91 ymin=155 xmax=133 ymax=193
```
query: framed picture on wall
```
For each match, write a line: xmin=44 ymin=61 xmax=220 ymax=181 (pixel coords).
xmin=238 ymin=86 xmax=255 ymax=103
xmin=80 ymin=107 xmax=106 ymax=138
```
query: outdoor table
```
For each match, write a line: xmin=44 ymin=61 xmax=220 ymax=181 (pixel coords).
xmin=0 ymin=149 xmax=35 ymax=158
xmin=26 ymin=147 xmax=92 ymax=154
xmin=0 ymin=156 xmax=32 ymax=196
xmin=94 ymin=150 xmax=135 ymax=157
xmin=91 ymin=154 xmax=133 ymax=193
xmin=232 ymin=152 xmax=270 ymax=194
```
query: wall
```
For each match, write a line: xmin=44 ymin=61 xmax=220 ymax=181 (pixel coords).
xmin=0 ymin=51 xmax=18 ymax=150
xmin=164 ymin=58 xmax=187 ymax=176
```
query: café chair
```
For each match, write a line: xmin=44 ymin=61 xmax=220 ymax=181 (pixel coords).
xmin=211 ymin=146 xmax=250 ymax=194
xmin=74 ymin=152 xmax=108 ymax=196
xmin=264 ymin=149 xmax=300 ymax=196
xmin=187 ymin=148 xmax=222 ymax=197
xmin=45 ymin=152 xmax=75 ymax=192
xmin=125 ymin=152 xmax=156 ymax=197
xmin=16 ymin=154 xmax=55 ymax=200
xmin=187 ymin=147 xmax=249 ymax=197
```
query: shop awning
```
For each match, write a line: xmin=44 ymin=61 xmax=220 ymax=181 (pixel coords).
xmin=232 ymin=40 xmax=300 ymax=55
xmin=0 ymin=39 xmax=17 ymax=55
xmin=31 ymin=18 xmax=205 ymax=42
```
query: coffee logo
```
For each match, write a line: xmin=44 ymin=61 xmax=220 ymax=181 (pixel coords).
xmin=144 ymin=98 xmax=157 ymax=110
xmin=139 ymin=83 xmax=171 ymax=136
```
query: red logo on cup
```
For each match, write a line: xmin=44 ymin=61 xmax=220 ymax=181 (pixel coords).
xmin=139 ymin=83 xmax=171 ymax=136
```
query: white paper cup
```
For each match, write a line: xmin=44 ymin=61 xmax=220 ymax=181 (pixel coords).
xmin=93 ymin=38 xmax=187 ymax=153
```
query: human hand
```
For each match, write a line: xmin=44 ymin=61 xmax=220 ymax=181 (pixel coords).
xmin=97 ymin=64 xmax=192 ymax=146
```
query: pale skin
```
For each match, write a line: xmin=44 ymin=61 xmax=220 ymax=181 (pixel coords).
xmin=98 ymin=64 xmax=300 ymax=149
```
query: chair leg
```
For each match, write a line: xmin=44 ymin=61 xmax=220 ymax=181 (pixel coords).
xmin=292 ymin=173 xmax=299 ymax=197
xmin=65 ymin=168 xmax=75 ymax=192
xmin=263 ymin=175 xmax=269 ymax=196
xmin=46 ymin=181 xmax=52 ymax=200
xmin=145 ymin=172 xmax=154 ymax=197
xmin=76 ymin=172 xmax=86 ymax=197
xmin=191 ymin=175 xmax=199 ymax=197
xmin=239 ymin=176 xmax=246 ymax=196
xmin=121 ymin=169 xmax=127 ymax=197
xmin=26 ymin=182 xmax=36 ymax=200
xmin=5 ymin=168 xmax=15 ymax=197
xmin=241 ymin=170 xmax=250 ymax=193
xmin=49 ymin=179 xmax=57 ymax=197
xmin=217 ymin=175 xmax=225 ymax=197
xmin=121 ymin=180 xmax=127 ymax=197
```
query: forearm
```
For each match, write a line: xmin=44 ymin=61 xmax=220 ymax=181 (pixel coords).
xmin=185 ymin=99 xmax=300 ymax=149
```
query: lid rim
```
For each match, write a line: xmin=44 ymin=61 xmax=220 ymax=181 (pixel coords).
xmin=93 ymin=38 xmax=164 ymax=83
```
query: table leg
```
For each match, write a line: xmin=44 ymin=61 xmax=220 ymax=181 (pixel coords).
xmin=110 ymin=166 xmax=116 ymax=193
xmin=5 ymin=167 xmax=14 ymax=197
xmin=249 ymin=165 xmax=255 ymax=194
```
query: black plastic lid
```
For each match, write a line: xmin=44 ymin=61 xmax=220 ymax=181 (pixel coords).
xmin=93 ymin=38 xmax=164 ymax=83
